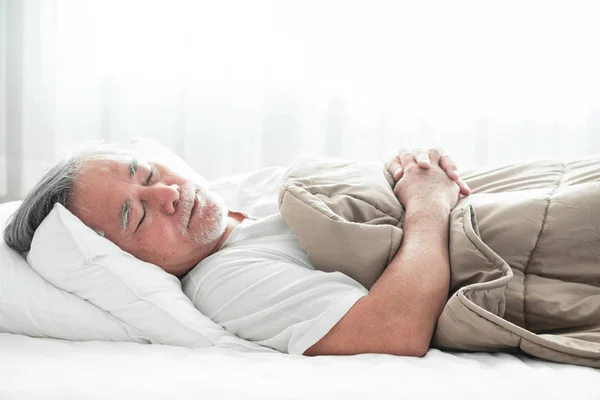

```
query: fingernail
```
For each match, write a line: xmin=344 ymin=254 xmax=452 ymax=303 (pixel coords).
xmin=393 ymin=167 xmax=402 ymax=177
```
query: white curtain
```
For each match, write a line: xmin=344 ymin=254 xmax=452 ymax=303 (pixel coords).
xmin=2 ymin=0 xmax=600 ymax=201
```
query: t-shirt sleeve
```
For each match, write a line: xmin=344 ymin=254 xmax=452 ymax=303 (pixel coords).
xmin=182 ymin=252 xmax=368 ymax=355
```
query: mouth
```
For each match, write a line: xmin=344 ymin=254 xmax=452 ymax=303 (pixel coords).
xmin=187 ymin=195 xmax=199 ymax=228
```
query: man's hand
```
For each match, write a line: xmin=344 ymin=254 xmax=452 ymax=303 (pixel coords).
xmin=385 ymin=148 xmax=471 ymax=196
xmin=392 ymin=149 xmax=461 ymax=213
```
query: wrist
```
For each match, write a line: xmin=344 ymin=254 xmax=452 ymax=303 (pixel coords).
xmin=404 ymin=199 xmax=451 ymax=217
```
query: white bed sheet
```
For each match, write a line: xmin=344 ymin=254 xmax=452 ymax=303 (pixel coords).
xmin=0 ymin=333 xmax=598 ymax=400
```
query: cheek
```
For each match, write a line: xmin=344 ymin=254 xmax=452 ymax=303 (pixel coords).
xmin=128 ymin=221 xmax=189 ymax=264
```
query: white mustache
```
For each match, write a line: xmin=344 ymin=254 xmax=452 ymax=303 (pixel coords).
xmin=178 ymin=181 xmax=197 ymax=230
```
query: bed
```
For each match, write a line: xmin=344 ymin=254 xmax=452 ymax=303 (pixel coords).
xmin=1 ymin=332 xmax=599 ymax=399
xmin=1 ymin=140 xmax=599 ymax=399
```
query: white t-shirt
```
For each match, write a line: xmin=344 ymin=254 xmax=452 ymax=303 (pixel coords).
xmin=181 ymin=167 xmax=368 ymax=354
xmin=181 ymin=212 xmax=368 ymax=355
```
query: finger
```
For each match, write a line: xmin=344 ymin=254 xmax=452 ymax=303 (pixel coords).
xmin=412 ymin=148 xmax=430 ymax=168
xmin=428 ymin=147 xmax=443 ymax=165
xmin=399 ymin=149 xmax=416 ymax=169
xmin=439 ymin=154 xmax=471 ymax=195
xmin=393 ymin=165 xmax=404 ymax=180
xmin=457 ymin=178 xmax=471 ymax=196
xmin=439 ymin=155 xmax=460 ymax=180
xmin=386 ymin=154 xmax=404 ymax=180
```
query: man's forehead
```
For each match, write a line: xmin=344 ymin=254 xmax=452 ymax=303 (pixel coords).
xmin=74 ymin=157 xmax=139 ymax=203
xmin=82 ymin=155 xmax=137 ymax=172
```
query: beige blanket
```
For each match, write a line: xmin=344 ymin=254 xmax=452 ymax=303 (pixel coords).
xmin=278 ymin=155 xmax=600 ymax=368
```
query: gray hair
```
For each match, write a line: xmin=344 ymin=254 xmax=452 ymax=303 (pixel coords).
xmin=3 ymin=144 xmax=132 ymax=254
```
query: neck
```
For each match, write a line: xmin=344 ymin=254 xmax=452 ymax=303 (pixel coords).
xmin=208 ymin=211 xmax=245 ymax=255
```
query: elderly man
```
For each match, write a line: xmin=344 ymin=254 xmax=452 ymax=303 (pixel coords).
xmin=4 ymin=147 xmax=470 ymax=357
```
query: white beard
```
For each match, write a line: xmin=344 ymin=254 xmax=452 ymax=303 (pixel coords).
xmin=180 ymin=188 xmax=228 ymax=245
xmin=195 ymin=191 xmax=228 ymax=245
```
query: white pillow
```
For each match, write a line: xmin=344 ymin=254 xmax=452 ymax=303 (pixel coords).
xmin=27 ymin=203 xmax=230 ymax=348
xmin=0 ymin=201 xmax=148 ymax=343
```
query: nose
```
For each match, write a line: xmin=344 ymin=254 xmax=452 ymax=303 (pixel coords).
xmin=144 ymin=183 xmax=180 ymax=214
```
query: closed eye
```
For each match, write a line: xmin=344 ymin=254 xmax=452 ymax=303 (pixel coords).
xmin=146 ymin=166 xmax=155 ymax=185
xmin=134 ymin=166 xmax=155 ymax=233
xmin=135 ymin=201 xmax=147 ymax=233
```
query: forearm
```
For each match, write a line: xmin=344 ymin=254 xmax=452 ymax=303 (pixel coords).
xmin=305 ymin=153 xmax=460 ymax=357
xmin=304 ymin=193 xmax=454 ymax=357
xmin=369 ymin=201 xmax=451 ymax=350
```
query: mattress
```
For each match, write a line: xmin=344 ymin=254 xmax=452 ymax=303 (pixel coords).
xmin=1 ymin=333 xmax=598 ymax=399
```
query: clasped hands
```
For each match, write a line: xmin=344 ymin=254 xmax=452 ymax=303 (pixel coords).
xmin=385 ymin=148 xmax=471 ymax=211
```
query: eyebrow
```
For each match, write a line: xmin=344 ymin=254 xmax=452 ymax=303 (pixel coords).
xmin=121 ymin=200 xmax=131 ymax=234
xmin=129 ymin=158 xmax=139 ymax=178
xmin=120 ymin=158 xmax=139 ymax=234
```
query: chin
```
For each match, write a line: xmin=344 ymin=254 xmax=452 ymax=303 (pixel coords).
xmin=193 ymin=192 xmax=228 ymax=245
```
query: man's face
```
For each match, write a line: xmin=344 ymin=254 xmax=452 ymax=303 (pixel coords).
xmin=69 ymin=155 xmax=228 ymax=276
